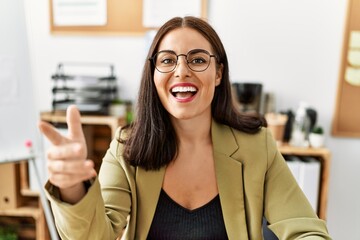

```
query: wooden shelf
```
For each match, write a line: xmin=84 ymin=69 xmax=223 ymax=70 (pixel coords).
xmin=279 ymin=145 xmax=330 ymax=158
xmin=0 ymin=207 xmax=41 ymax=219
xmin=0 ymin=161 xmax=51 ymax=239
xmin=40 ymin=111 xmax=126 ymax=138
xmin=279 ymin=144 xmax=331 ymax=221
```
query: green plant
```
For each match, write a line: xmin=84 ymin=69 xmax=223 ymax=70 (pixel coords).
xmin=311 ymin=126 xmax=324 ymax=135
xmin=111 ymin=99 xmax=124 ymax=105
xmin=0 ymin=226 xmax=17 ymax=240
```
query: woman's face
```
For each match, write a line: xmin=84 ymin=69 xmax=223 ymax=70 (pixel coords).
xmin=153 ymin=27 xmax=223 ymax=122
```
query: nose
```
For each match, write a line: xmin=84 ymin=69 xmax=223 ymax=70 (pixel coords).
xmin=174 ymin=55 xmax=191 ymax=77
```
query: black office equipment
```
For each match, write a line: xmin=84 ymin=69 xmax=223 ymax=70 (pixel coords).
xmin=232 ymin=82 xmax=263 ymax=113
xmin=51 ymin=63 xmax=118 ymax=115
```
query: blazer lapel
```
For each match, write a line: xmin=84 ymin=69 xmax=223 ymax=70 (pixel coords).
xmin=135 ymin=166 xmax=165 ymax=239
xmin=212 ymin=120 xmax=249 ymax=239
xmin=134 ymin=121 xmax=248 ymax=239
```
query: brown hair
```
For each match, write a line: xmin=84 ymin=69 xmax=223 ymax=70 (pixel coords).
xmin=120 ymin=16 xmax=266 ymax=170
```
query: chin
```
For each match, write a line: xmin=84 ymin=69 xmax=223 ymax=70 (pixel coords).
xmin=169 ymin=111 xmax=196 ymax=120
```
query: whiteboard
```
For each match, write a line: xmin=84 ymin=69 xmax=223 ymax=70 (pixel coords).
xmin=0 ymin=0 xmax=38 ymax=160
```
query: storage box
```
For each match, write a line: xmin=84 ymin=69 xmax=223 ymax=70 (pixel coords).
xmin=0 ymin=163 xmax=21 ymax=210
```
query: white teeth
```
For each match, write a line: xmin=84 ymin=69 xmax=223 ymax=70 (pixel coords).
xmin=171 ymin=86 xmax=197 ymax=93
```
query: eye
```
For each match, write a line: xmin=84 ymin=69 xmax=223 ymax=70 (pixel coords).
xmin=157 ymin=53 xmax=177 ymax=66
xmin=188 ymin=51 xmax=209 ymax=65
xmin=161 ymin=58 xmax=176 ymax=65
xmin=190 ymin=57 xmax=206 ymax=64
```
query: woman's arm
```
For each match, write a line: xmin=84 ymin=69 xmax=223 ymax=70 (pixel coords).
xmin=264 ymin=130 xmax=331 ymax=239
xmin=45 ymin=128 xmax=132 ymax=239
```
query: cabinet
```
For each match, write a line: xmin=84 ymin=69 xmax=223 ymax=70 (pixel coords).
xmin=278 ymin=145 xmax=330 ymax=220
xmin=40 ymin=111 xmax=126 ymax=173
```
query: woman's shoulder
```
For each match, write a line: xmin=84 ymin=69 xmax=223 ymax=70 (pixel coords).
xmin=227 ymin=125 xmax=278 ymax=155
xmin=229 ymin=124 xmax=269 ymax=141
xmin=223 ymin=125 xmax=278 ymax=169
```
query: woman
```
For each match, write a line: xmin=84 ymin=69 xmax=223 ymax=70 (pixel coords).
xmin=39 ymin=16 xmax=331 ymax=239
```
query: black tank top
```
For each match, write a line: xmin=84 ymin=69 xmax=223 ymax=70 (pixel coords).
xmin=147 ymin=189 xmax=228 ymax=240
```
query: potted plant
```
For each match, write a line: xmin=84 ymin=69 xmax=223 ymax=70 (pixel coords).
xmin=108 ymin=99 xmax=127 ymax=117
xmin=309 ymin=126 xmax=325 ymax=148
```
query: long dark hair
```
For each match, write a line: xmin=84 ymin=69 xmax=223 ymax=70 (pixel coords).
xmin=120 ymin=16 xmax=266 ymax=170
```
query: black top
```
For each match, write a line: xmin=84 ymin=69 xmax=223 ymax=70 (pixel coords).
xmin=147 ymin=189 xmax=228 ymax=240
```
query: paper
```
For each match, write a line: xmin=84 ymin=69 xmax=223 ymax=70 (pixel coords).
xmin=0 ymin=56 xmax=18 ymax=104
xmin=53 ymin=0 xmax=107 ymax=26
xmin=143 ymin=0 xmax=202 ymax=28
xmin=345 ymin=66 xmax=360 ymax=86
xmin=348 ymin=50 xmax=360 ymax=66
xmin=349 ymin=31 xmax=360 ymax=49
xmin=286 ymin=156 xmax=320 ymax=212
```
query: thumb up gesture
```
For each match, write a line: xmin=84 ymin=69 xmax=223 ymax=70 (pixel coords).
xmin=39 ymin=105 xmax=97 ymax=201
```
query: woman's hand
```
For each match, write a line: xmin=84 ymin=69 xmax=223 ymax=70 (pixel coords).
xmin=39 ymin=105 xmax=97 ymax=203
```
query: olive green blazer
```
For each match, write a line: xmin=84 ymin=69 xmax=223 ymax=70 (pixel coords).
xmin=46 ymin=120 xmax=331 ymax=240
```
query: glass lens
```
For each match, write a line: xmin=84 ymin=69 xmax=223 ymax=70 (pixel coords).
xmin=187 ymin=50 xmax=211 ymax=72
xmin=155 ymin=51 xmax=177 ymax=73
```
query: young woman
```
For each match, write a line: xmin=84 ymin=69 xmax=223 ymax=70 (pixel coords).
xmin=39 ymin=16 xmax=331 ymax=239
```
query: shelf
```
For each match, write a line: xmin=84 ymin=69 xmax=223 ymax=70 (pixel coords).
xmin=40 ymin=111 xmax=126 ymax=138
xmin=0 ymin=161 xmax=51 ymax=239
xmin=279 ymin=145 xmax=330 ymax=158
xmin=0 ymin=207 xmax=42 ymax=219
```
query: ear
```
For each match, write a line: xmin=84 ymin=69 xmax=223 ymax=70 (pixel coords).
xmin=215 ymin=63 xmax=223 ymax=86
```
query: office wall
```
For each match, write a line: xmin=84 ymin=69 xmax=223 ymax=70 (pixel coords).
xmin=24 ymin=0 xmax=358 ymax=239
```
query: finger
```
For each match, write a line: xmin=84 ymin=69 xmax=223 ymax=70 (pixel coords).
xmin=38 ymin=121 xmax=65 ymax=146
xmin=48 ymin=159 xmax=95 ymax=175
xmin=66 ymin=105 xmax=85 ymax=142
xmin=46 ymin=143 xmax=86 ymax=160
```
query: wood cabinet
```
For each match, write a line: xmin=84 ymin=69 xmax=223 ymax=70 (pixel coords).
xmin=40 ymin=111 xmax=126 ymax=173
xmin=278 ymin=145 xmax=331 ymax=220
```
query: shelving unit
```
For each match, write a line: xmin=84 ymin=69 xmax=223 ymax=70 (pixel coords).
xmin=278 ymin=145 xmax=331 ymax=220
xmin=0 ymin=161 xmax=50 ymax=240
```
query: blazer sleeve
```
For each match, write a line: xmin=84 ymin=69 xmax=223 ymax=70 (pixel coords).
xmin=263 ymin=129 xmax=332 ymax=239
xmin=45 ymin=128 xmax=131 ymax=240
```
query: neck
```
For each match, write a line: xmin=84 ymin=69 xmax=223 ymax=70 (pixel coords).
xmin=171 ymin=115 xmax=212 ymax=146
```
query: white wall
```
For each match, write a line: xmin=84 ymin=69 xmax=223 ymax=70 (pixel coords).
xmin=24 ymin=0 xmax=358 ymax=239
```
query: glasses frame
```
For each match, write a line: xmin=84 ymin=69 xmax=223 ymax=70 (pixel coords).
xmin=149 ymin=49 xmax=218 ymax=73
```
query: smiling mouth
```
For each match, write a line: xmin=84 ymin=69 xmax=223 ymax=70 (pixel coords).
xmin=171 ymin=86 xmax=198 ymax=99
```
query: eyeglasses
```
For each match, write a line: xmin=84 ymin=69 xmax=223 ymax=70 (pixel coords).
xmin=149 ymin=49 xmax=217 ymax=73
